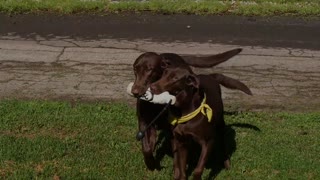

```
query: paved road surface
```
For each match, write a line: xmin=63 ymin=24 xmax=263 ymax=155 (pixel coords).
xmin=1 ymin=14 xmax=319 ymax=112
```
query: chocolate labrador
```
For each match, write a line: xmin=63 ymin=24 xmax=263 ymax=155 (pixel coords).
xmin=131 ymin=49 xmax=242 ymax=97
xmin=131 ymin=49 xmax=248 ymax=170
xmin=150 ymin=66 xmax=249 ymax=179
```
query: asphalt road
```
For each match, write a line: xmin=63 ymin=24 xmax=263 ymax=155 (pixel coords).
xmin=0 ymin=13 xmax=319 ymax=112
xmin=1 ymin=14 xmax=320 ymax=50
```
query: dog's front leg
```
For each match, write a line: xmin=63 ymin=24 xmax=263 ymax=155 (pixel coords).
xmin=172 ymin=131 xmax=188 ymax=180
xmin=178 ymin=141 xmax=188 ymax=180
xmin=139 ymin=121 xmax=157 ymax=170
xmin=172 ymin=136 xmax=181 ymax=180
xmin=193 ymin=140 xmax=213 ymax=180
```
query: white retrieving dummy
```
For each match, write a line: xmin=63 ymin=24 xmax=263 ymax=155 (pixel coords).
xmin=126 ymin=82 xmax=176 ymax=105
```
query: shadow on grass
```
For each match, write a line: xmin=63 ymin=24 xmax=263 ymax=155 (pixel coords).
xmin=154 ymin=130 xmax=173 ymax=170
xmin=153 ymin=117 xmax=261 ymax=179
xmin=205 ymin=123 xmax=261 ymax=179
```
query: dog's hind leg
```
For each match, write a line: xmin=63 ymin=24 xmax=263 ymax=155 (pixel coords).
xmin=220 ymin=125 xmax=231 ymax=170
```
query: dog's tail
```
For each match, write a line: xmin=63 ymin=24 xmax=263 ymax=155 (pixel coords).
xmin=181 ymin=48 xmax=242 ymax=68
xmin=210 ymin=73 xmax=253 ymax=95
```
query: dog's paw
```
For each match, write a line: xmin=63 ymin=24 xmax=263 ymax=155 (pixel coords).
xmin=224 ymin=159 xmax=231 ymax=170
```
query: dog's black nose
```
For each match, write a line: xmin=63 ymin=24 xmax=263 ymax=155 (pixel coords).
xmin=131 ymin=87 xmax=140 ymax=98
xmin=149 ymin=84 xmax=156 ymax=94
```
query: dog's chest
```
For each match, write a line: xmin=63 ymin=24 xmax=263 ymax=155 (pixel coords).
xmin=173 ymin=116 xmax=213 ymax=139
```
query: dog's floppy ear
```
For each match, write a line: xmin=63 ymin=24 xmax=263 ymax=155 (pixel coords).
xmin=161 ymin=59 xmax=171 ymax=69
xmin=186 ymin=74 xmax=199 ymax=88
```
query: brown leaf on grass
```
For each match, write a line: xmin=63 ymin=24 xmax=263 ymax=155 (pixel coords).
xmin=53 ymin=174 xmax=60 ymax=180
xmin=35 ymin=164 xmax=44 ymax=174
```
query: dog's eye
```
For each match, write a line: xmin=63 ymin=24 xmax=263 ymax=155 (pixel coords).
xmin=147 ymin=68 xmax=154 ymax=72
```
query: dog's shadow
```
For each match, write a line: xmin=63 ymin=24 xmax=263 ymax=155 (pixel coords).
xmin=154 ymin=112 xmax=261 ymax=179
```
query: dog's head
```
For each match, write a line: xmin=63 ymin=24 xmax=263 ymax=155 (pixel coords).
xmin=131 ymin=52 xmax=189 ymax=97
xmin=131 ymin=52 xmax=164 ymax=97
xmin=150 ymin=67 xmax=199 ymax=107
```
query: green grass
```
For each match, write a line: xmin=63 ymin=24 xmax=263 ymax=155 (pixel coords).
xmin=0 ymin=100 xmax=319 ymax=179
xmin=0 ymin=0 xmax=320 ymax=16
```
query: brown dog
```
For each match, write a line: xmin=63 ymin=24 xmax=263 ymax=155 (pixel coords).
xmin=131 ymin=49 xmax=248 ymax=170
xmin=150 ymin=66 xmax=245 ymax=179
xmin=131 ymin=49 xmax=242 ymax=97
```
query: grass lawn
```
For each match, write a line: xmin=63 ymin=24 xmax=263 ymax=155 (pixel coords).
xmin=0 ymin=0 xmax=319 ymax=16
xmin=0 ymin=100 xmax=319 ymax=179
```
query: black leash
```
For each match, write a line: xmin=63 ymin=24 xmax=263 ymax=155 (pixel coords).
xmin=136 ymin=99 xmax=172 ymax=141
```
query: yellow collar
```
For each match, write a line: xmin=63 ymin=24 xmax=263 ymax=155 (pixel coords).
xmin=170 ymin=94 xmax=213 ymax=125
